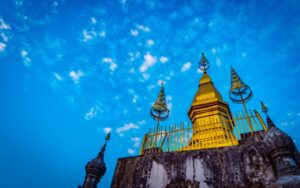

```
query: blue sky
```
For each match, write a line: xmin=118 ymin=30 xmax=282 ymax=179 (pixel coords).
xmin=0 ymin=0 xmax=300 ymax=187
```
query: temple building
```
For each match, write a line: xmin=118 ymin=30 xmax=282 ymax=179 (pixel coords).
xmin=110 ymin=53 xmax=300 ymax=187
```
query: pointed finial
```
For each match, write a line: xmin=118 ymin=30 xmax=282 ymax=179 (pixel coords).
xmin=150 ymin=81 xmax=169 ymax=121
xmin=229 ymin=67 xmax=253 ymax=104
xmin=260 ymin=101 xmax=268 ymax=115
xmin=105 ymin=132 xmax=110 ymax=141
xmin=199 ymin=52 xmax=210 ymax=73
xmin=260 ymin=101 xmax=275 ymax=128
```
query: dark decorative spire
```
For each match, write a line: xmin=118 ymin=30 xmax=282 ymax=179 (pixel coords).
xmin=79 ymin=132 xmax=110 ymax=188
xmin=260 ymin=101 xmax=275 ymax=128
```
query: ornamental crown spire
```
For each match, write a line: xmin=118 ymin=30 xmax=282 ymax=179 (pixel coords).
xmin=199 ymin=52 xmax=210 ymax=73
xmin=150 ymin=81 xmax=169 ymax=121
xmin=229 ymin=67 xmax=253 ymax=104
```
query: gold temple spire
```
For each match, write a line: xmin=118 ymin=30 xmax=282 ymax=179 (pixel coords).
xmin=186 ymin=53 xmax=238 ymax=150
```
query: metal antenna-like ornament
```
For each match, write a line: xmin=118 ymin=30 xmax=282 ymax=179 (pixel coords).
xmin=150 ymin=81 xmax=169 ymax=148
xmin=199 ymin=52 xmax=210 ymax=73
xmin=229 ymin=67 xmax=254 ymax=132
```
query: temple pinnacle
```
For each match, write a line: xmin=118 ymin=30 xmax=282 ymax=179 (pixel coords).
xmin=199 ymin=52 xmax=210 ymax=73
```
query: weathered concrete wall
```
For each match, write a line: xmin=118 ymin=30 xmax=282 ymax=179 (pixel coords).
xmin=111 ymin=146 xmax=274 ymax=187
xmin=111 ymin=128 xmax=300 ymax=188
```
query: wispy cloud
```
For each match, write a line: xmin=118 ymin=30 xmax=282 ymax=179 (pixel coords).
xmin=0 ymin=19 xmax=11 ymax=30
xmin=1 ymin=33 xmax=8 ymax=42
xmin=130 ymin=29 xmax=139 ymax=36
xmin=116 ymin=123 xmax=139 ymax=136
xmin=131 ymin=137 xmax=141 ymax=147
xmin=139 ymin=52 xmax=157 ymax=72
xmin=102 ymin=57 xmax=117 ymax=72
xmin=91 ymin=17 xmax=97 ymax=24
xmin=54 ymin=72 xmax=62 ymax=81
xmin=0 ymin=42 xmax=6 ymax=52
xmin=137 ymin=24 xmax=150 ymax=32
xmin=147 ymin=39 xmax=154 ymax=46
xmin=84 ymin=105 xmax=103 ymax=120
xmin=127 ymin=148 xmax=135 ymax=154
xmin=82 ymin=30 xmax=96 ymax=42
xmin=159 ymin=56 xmax=168 ymax=63
xmin=103 ymin=127 xmax=112 ymax=134
xmin=21 ymin=50 xmax=31 ymax=67
xmin=69 ymin=70 xmax=84 ymax=84
xmin=181 ymin=62 xmax=191 ymax=72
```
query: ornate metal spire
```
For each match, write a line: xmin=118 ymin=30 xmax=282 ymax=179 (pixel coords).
xmin=229 ymin=67 xmax=253 ymax=132
xmin=229 ymin=67 xmax=253 ymax=104
xmin=150 ymin=81 xmax=169 ymax=121
xmin=150 ymin=81 xmax=169 ymax=148
xmin=260 ymin=101 xmax=275 ymax=128
xmin=79 ymin=132 xmax=110 ymax=188
xmin=199 ymin=52 xmax=210 ymax=73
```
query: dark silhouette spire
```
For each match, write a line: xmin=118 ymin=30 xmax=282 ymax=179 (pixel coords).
xmin=79 ymin=132 xmax=110 ymax=188
xmin=260 ymin=101 xmax=275 ymax=128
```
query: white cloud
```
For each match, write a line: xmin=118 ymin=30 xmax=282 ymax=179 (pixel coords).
xmin=159 ymin=56 xmax=168 ymax=63
xmin=102 ymin=57 xmax=117 ymax=72
xmin=69 ymin=70 xmax=84 ymax=84
xmin=84 ymin=105 xmax=103 ymax=120
xmin=138 ymin=120 xmax=146 ymax=125
xmin=131 ymin=137 xmax=141 ymax=147
xmin=128 ymin=89 xmax=135 ymax=95
xmin=137 ymin=24 xmax=150 ymax=32
xmin=130 ymin=29 xmax=139 ymax=36
xmin=91 ymin=17 xmax=97 ymax=24
xmin=181 ymin=62 xmax=191 ymax=72
xmin=128 ymin=148 xmax=135 ymax=154
xmin=147 ymin=39 xmax=154 ymax=46
xmin=216 ymin=58 xmax=221 ymax=66
xmin=21 ymin=50 xmax=31 ymax=67
xmin=99 ymin=30 xmax=106 ymax=38
xmin=211 ymin=48 xmax=217 ymax=54
xmin=103 ymin=127 xmax=112 ymax=134
xmin=147 ymin=84 xmax=155 ymax=91
xmin=142 ymin=73 xmax=150 ymax=80
xmin=116 ymin=123 xmax=139 ymax=134
xmin=1 ymin=33 xmax=8 ymax=42
xmin=197 ymin=68 xmax=203 ymax=73
xmin=0 ymin=42 xmax=6 ymax=52
xmin=82 ymin=30 xmax=96 ymax=42
xmin=166 ymin=95 xmax=173 ymax=101
xmin=139 ymin=52 xmax=157 ymax=72
xmin=0 ymin=19 xmax=11 ymax=30
xmin=129 ymin=51 xmax=140 ymax=62
xmin=132 ymin=95 xmax=138 ymax=103
xmin=54 ymin=73 xmax=62 ymax=81
xmin=167 ymin=102 xmax=173 ymax=111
